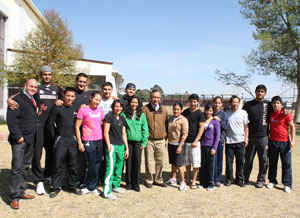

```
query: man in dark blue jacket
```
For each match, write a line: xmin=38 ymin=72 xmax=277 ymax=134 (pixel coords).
xmin=7 ymin=78 xmax=40 ymax=210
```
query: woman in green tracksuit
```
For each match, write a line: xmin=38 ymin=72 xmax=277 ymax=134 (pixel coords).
xmin=121 ymin=95 xmax=149 ymax=192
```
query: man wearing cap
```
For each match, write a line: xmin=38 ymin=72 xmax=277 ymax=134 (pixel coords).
xmin=121 ymin=83 xmax=136 ymax=107
xmin=8 ymin=66 xmax=64 ymax=195
xmin=7 ymin=78 xmax=40 ymax=209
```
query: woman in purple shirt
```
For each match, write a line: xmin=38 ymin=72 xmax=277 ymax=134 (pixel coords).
xmin=199 ymin=103 xmax=220 ymax=191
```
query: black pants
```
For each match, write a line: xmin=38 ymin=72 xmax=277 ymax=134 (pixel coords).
xmin=268 ymin=140 xmax=292 ymax=187
xmin=244 ymin=136 xmax=268 ymax=183
xmin=10 ymin=141 xmax=34 ymax=201
xmin=32 ymin=126 xmax=54 ymax=183
xmin=225 ymin=142 xmax=245 ymax=182
xmin=126 ymin=141 xmax=142 ymax=187
xmin=52 ymin=136 xmax=80 ymax=191
xmin=199 ymin=146 xmax=215 ymax=188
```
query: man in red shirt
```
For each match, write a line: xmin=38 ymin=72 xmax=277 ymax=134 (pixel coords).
xmin=267 ymin=96 xmax=295 ymax=193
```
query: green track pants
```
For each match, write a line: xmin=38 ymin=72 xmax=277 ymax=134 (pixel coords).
xmin=103 ymin=144 xmax=125 ymax=196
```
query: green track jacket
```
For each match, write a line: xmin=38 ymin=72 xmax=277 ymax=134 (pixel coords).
xmin=121 ymin=112 xmax=149 ymax=146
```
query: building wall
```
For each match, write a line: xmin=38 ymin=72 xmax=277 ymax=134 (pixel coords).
xmin=0 ymin=0 xmax=117 ymax=120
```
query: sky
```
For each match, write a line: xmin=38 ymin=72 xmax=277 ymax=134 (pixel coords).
xmin=32 ymin=0 xmax=294 ymax=99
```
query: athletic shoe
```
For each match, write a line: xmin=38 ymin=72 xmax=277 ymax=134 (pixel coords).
xmin=197 ymin=185 xmax=204 ymax=189
xmin=207 ymin=186 xmax=214 ymax=191
xmin=81 ymin=188 xmax=90 ymax=194
xmin=105 ymin=193 xmax=117 ymax=200
xmin=49 ymin=189 xmax=61 ymax=198
xmin=112 ymin=188 xmax=124 ymax=194
xmin=266 ymin=183 xmax=275 ymax=189
xmin=178 ymin=181 xmax=186 ymax=191
xmin=215 ymin=182 xmax=221 ymax=187
xmin=165 ymin=178 xmax=177 ymax=186
xmin=255 ymin=182 xmax=264 ymax=188
xmin=284 ymin=186 xmax=291 ymax=193
xmin=91 ymin=189 xmax=101 ymax=196
xmin=70 ymin=188 xmax=82 ymax=195
xmin=224 ymin=180 xmax=232 ymax=186
xmin=36 ymin=182 xmax=46 ymax=195
xmin=238 ymin=181 xmax=245 ymax=188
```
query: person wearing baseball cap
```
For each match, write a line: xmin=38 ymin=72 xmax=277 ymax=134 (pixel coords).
xmin=120 ymin=83 xmax=136 ymax=107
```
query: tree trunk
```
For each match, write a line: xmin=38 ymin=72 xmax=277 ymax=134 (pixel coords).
xmin=294 ymin=78 xmax=300 ymax=124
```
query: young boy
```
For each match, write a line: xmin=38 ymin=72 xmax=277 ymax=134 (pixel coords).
xmin=182 ymin=94 xmax=205 ymax=189
xmin=267 ymin=96 xmax=295 ymax=193
xmin=47 ymin=87 xmax=82 ymax=198
xmin=121 ymin=83 xmax=136 ymax=107
xmin=99 ymin=82 xmax=115 ymax=116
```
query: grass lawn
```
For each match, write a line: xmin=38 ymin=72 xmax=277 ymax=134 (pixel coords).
xmin=0 ymin=125 xmax=300 ymax=217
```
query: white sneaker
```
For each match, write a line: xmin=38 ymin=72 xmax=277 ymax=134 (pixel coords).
xmin=91 ymin=189 xmax=101 ymax=196
xmin=112 ymin=188 xmax=124 ymax=194
xmin=165 ymin=178 xmax=177 ymax=186
xmin=266 ymin=183 xmax=275 ymax=189
xmin=207 ymin=186 xmax=214 ymax=191
xmin=81 ymin=188 xmax=90 ymax=194
xmin=105 ymin=193 xmax=117 ymax=200
xmin=179 ymin=181 xmax=186 ymax=191
xmin=36 ymin=182 xmax=46 ymax=195
xmin=284 ymin=186 xmax=291 ymax=193
xmin=197 ymin=185 xmax=204 ymax=189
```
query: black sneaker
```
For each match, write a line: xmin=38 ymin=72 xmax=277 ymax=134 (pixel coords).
xmin=255 ymin=182 xmax=264 ymax=188
xmin=224 ymin=180 xmax=232 ymax=186
xmin=70 ymin=188 xmax=82 ymax=195
xmin=49 ymin=189 xmax=61 ymax=198
xmin=238 ymin=181 xmax=245 ymax=188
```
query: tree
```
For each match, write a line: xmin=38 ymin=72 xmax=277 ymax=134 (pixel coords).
xmin=150 ymin=84 xmax=164 ymax=94
xmin=215 ymin=70 xmax=255 ymax=98
xmin=5 ymin=10 xmax=83 ymax=87
xmin=112 ymin=72 xmax=124 ymax=97
xmin=135 ymin=89 xmax=150 ymax=103
xmin=239 ymin=0 xmax=300 ymax=123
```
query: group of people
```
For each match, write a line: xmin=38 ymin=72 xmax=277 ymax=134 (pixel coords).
xmin=6 ymin=66 xmax=296 ymax=210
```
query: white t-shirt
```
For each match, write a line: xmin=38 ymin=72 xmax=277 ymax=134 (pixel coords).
xmin=99 ymin=98 xmax=114 ymax=116
xmin=225 ymin=109 xmax=249 ymax=144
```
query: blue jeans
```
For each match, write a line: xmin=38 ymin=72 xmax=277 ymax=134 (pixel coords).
xmin=81 ymin=140 xmax=103 ymax=191
xmin=199 ymin=146 xmax=215 ymax=188
xmin=214 ymin=138 xmax=224 ymax=183
xmin=268 ymin=140 xmax=292 ymax=188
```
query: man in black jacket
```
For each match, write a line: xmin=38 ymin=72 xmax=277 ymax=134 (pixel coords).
xmin=6 ymin=78 xmax=39 ymax=210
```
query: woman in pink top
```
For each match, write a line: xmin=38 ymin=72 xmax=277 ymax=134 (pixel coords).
xmin=75 ymin=91 xmax=104 ymax=195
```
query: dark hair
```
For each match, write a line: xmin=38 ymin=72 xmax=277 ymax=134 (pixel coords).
xmin=111 ymin=99 xmax=124 ymax=112
xmin=188 ymin=94 xmax=200 ymax=101
xmin=102 ymin=82 xmax=113 ymax=89
xmin=173 ymin=102 xmax=183 ymax=110
xmin=64 ymin=87 xmax=76 ymax=95
xmin=90 ymin=91 xmax=101 ymax=99
xmin=150 ymin=89 xmax=160 ymax=97
xmin=229 ymin=95 xmax=240 ymax=103
xmin=204 ymin=103 xmax=214 ymax=110
xmin=213 ymin=96 xmax=223 ymax=102
xmin=76 ymin=73 xmax=88 ymax=81
xmin=255 ymin=84 xmax=267 ymax=92
xmin=124 ymin=95 xmax=143 ymax=120
xmin=271 ymin=95 xmax=282 ymax=104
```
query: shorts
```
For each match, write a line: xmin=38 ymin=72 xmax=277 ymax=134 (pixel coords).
xmin=168 ymin=143 xmax=184 ymax=167
xmin=182 ymin=142 xmax=201 ymax=168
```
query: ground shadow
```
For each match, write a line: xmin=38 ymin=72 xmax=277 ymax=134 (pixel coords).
xmin=0 ymin=168 xmax=36 ymax=205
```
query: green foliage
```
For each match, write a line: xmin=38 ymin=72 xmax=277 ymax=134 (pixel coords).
xmin=215 ymin=70 xmax=255 ymax=98
xmin=135 ymin=89 xmax=150 ymax=102
xmin=112 ymin=72 xmax=124 ymax=97
xmin=5 ymin=10 xmax=83 ymax=87
xmin=150 ymin=84 xmax=164 ymax=94
xmin=239 ymin=0 xmax=300 ymax=83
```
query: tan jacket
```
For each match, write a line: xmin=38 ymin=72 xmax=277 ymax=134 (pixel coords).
xmin=142 ymin=103 xmax=168 ymax=140
xmin=167 ymin=115 xmax=189 ymax=144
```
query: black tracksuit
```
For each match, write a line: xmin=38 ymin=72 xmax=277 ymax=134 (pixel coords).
xmin=47 ymin=104 xmax=80 ymax=191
